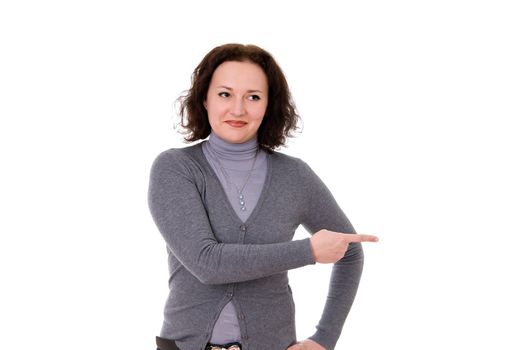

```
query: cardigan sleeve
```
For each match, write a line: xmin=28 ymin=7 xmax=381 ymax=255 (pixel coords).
xmin=298 ymin=160 xmax=364 ymax=350
xmin=147 ymin=150 xmax=316 ymax=285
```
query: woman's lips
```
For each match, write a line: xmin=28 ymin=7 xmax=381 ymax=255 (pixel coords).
xmin=225 ymin=120 xmax=247 ymax=128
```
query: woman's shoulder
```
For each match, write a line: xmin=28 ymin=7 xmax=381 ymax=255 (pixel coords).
xmin=150 ymin=142 xmax=205 ymax=174
xmin=269 ymin=149 xmax=314 ymax=175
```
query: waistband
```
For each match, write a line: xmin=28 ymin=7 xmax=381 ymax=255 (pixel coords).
xmin=205 ymin=341 xmax=242 ymax=350
xmin=155 ymin=336 xmax=242 ymax=350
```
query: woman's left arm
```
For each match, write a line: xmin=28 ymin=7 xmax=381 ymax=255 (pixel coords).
xmin=295 ymin=159 xmax=365 ymax=350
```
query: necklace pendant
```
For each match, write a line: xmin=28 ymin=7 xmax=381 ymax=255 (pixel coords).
xmin=238 ymin=193 xmax=246 ymax=210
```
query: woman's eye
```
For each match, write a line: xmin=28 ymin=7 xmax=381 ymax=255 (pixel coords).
xmin=248 ymin=95 xmax=261 ymax=101
xmin=218 ymin=92 xmax=230 ymax=98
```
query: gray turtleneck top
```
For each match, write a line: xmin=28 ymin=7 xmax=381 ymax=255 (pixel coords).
xmin=202 ymin=132 xmax=268 ymax=344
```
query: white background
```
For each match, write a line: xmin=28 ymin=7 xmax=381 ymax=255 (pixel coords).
xmin=1 ymin=0 xmax=526 ymax=349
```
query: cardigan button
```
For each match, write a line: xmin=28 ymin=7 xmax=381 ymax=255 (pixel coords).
xmin=239 ymin=225 xmax=247 ymax=232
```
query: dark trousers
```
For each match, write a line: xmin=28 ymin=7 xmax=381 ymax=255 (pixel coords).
xmin=156 ymin=336 xmax=181 ymax=350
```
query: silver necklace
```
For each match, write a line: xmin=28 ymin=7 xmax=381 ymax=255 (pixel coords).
xmin=210 ymin=148 xmax=260 ymax=212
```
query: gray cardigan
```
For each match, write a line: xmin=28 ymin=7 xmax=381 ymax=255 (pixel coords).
xmin=147 ymin=142 xmax=364 ymax=350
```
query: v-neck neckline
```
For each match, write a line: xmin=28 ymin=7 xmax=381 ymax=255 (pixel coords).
xmin=196 ymin=141 xmax=273 ymax=226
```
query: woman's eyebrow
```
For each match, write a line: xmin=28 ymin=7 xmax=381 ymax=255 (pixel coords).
xmin=215 ymin=85 xmax=264 ymax=93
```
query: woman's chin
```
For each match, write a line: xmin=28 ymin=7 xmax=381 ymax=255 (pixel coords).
xmin=215 ymin=130 xmax=256 ymax=144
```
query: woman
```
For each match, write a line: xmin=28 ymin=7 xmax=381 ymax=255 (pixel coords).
xmin=148 ymin=43 xmax=378 ymax=350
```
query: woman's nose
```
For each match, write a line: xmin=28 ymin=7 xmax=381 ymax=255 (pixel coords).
xmin=229 ymin=97 xmax=246 ymax=117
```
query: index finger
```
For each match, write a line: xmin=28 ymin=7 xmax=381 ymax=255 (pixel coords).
xmin=345 ymin=234 xmax=379 ymax=243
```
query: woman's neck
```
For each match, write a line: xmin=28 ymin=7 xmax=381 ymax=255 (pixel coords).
xmin=207 ymin=131 xmax=259 ymax=161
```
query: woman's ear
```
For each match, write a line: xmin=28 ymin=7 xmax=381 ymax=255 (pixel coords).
xmin=203 ymin=100 xmax=207 ymax=110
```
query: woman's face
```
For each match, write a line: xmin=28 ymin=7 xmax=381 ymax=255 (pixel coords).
xmin=204 ymin=60 xmax=268 ymax=144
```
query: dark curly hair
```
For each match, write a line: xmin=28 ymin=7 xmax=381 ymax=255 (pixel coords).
xmin=177 ymin=43 xmax=300 ymax=152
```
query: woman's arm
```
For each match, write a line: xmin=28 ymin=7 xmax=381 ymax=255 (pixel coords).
xmin=147 ymin=150 xmax=316 ymax=285
xmin=298 ymin=160 xmax=364 ymax=350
